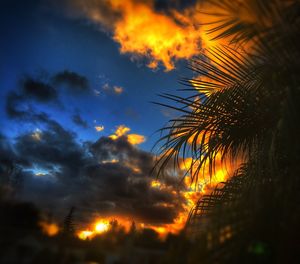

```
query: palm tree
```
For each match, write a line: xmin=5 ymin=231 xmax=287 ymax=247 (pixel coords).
xmin=155 ymin=0 xmax=300 ymax=262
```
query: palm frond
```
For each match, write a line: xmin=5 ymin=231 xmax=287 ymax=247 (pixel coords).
xmin=154 ymin=46 xmax=280 ymax=183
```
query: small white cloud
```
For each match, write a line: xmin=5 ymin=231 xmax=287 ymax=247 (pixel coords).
xmin=94 ymin=89 xmax=101 ymax=96
xmin=102 ymin=83 xmax=110 ymax=91
xmin=102 ymin=83 xmax=124 ymax=95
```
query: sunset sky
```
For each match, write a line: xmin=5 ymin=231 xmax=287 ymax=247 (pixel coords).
xmin=0 ymin=0 xmax=214 ymax=234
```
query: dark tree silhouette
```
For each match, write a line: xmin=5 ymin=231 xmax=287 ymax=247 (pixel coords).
xmin=63 ymin=206 xmax=76 ymax=237
xmin=156 ymin=0 xmax=300 ymax=262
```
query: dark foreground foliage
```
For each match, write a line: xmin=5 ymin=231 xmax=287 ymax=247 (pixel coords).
xmin=156 ymin=0 xmax=300 ymax=263
xmin=0 ymin=201 xmax=188 ymax=264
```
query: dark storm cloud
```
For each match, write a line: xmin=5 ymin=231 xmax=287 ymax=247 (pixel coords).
xmin=90 ymin=136 xmax=153 ymax=173
xmin=3 ymin=66 xmax=186 ymax=224
xmin=2 ymin=119 xmax=186 ymax=224
xmin=5 ymin=70 xmax=90 ymax=122
xmin=6 ymin=91 xmax=28 ymax=118
xmin=5 ymin=76 xmax=58 ymax=119
xmin=53 ymin=70 xmax=90 ymax=92
xmin=72 ymin=113 xmax=89 ymax=128
xmin=14 ymin=113 xmax=88 ymax=174
xmin=86 ymin=136 xmax=186 ymax=223
xmin=21 ymin=78 xmax=58 ymax=102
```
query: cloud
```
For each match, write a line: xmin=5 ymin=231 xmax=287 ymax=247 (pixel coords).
xmin=6 ymin=76 xmax=58 ymax=119
xmin=53 ymin=70 xmax=90 ymax=92
xmin=93 ymin=89 xmax=102 ymax=96
xmin=65 ymin=0 xmax=205 ymax=71
xmin=1 ymin=119 xmax=186 ymax=225
xmin=21 ymin=78 xmax=58 ymax=102
xmin=110 ymin=125 xmax=131 ymax=137
xmin=109 ymin=125 xmax=146 ymax=145
xmin=6 ymin=91 xmax=28 ymax=119
xmin=113 ymin=86 xmax=123 ymax=94
xmin=102 ymin=83 xmax=124 ymax=95
xmin=95 ymin=125 xmax=105 ymax=132
xmin=72 ymin=114 xmax=89 ymax=128
xmin=85 ymin=136 xmax=186 ymax=223
xmin=127 ymin=134 xmax=146 ymax=145
xmin=5 ymin=70 xmax=91 ymax=121
xmin=14 ymin=115 xmax=87 ymax=174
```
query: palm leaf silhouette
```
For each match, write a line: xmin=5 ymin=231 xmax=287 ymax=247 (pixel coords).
xmin=155 ymin=0 xmax=300 ymax=262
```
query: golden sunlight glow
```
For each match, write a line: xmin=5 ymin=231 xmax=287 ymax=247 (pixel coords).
xmin=71 ymin=0 xmax=254 ymax=72
xmin=73 ymin=0 xmax=212 ymax=71
xmin=77 ymin=137 xmax=242 ymax=240
xmin=146 ymin=211 xmax=187 ymax=239
xmin=77 ymin=217 xmax=133 ymax=240
xmin=110 ymin=125 xmax=131 ymax=138
xmin=78 ymin=230 xmax=94 ymax=240
xmin=95 ymin=125 xmax=105 ymax=132
xmin=150 ymin=180 xmax=161 ymax=188
xmin=76 ymin=158 xmax=235 ymax=240
xmin=101 ymin=158 xmax=119 ymax=164
xmin=111 ymin=0 xmax=202 ymax=71
xmin=109 ymin=125 xmax=145 ymax=145
xmin=95 ymin=220 xmax=110 ymax=233
xmin=127 ymin=134 xmax=145 ymax=145
xmin=113 ymin=86 xmax=123 ymax=94
xmin=77 ymin=219 xmax=110 ymax=240
xmin=39 ymin=221 xmax=59 ymax=237
xmin=67 ymin=0 xmax=253 ymax=239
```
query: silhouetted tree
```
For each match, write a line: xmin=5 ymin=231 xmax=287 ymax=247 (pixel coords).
xmin=129 ymin=221 xmax=137 ymax=235
xmin=156 ymin=0 xmax=300 ymax=262
xmin=63 ymin=206 xmax=76 ymax=237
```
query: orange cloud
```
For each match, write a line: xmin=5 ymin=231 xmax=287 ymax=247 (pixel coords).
xmin=95 ymin=125 xmax=105 ymax=132
xmin=39 ymin=221 xmax=59 ymax=237
xmin=113 ymin=86 xmax=123 ymax=94
xmin=109 ymin=125 xmax=145 ymax=145
xmin=127 ymin=134 xmax=145 ymax=145
xmin=102 ymin=83 xmax=124 ymax=95
xmin=114 ymin=125 xmax=131 ymax=137
xmin=68 ymin=0 xmax=254 ymax=71
xmin=68 ymin=0 xmax=210 ymax=71
xmin=111 ymin=1 xmax=203 ymax=71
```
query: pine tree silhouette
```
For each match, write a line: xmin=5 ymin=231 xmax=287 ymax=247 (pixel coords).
xmin=63 ymin=206 xmax=75 ymax=237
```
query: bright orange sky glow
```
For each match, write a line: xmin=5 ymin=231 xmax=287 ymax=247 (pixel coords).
xmin=75 ymin=155 xmax=237 ymax=241
xmin=70 ymin=0 xmax=230 ymax=71
xmin=47 ymin=0 xmax=249 ymax=240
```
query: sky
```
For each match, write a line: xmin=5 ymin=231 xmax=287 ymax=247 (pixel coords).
xmin=0 ymin=0 xmax=211 ymax=234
